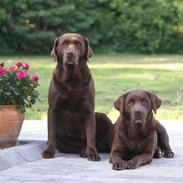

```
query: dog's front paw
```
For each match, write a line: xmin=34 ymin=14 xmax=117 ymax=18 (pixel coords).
xmin=80 ymin=148 xmax=87 ymax=158
xmin=86 ymin=147 xmax=100 ymax=161
xmin=154 ymin=147 xmax=163 ymax=158
xmin=112 ymin=161 xmax=127 ymax=170
xmin=164 ymin=149 xmax=174 ymax=158
xmin=126 ymin=160 xmax=139 ymax=169
xmin=42 ymin=145 xmax=55 ymax=159
xmin=87 ymin=153 xmax=100 ymax=161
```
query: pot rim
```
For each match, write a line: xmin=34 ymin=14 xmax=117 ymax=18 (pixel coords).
xmin=0 ymin=105 xmax=19 ymax=109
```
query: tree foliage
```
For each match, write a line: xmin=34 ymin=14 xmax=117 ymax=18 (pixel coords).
xmin=0 ymin=0 xmax=182 ymax=54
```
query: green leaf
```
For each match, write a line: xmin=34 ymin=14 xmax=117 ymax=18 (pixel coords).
xmin=30 ymin=98 xmax=36 ymax=104
xmin=5 ymin=91 xmax=11 ymax=96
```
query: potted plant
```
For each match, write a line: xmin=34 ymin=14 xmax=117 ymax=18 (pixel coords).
xmin=0 ymin=61 xmax=39 ymax=148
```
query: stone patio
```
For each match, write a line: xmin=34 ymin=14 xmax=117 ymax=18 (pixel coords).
xmin=0 ymin=120 xmax=182 ymax=183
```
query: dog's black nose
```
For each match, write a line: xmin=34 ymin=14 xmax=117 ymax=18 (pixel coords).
xmin=66 ymin=51 xmax=74 ymax=57
xmin=134 ymin=109 xmax=141 ymax=116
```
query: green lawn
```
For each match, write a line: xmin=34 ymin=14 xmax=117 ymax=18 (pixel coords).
xmin=1 ymin=54 xmax=183 ymax=122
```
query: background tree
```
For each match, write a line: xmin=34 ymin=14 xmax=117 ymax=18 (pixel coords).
xmin=0 ymin=0 xmax=182 ymax=54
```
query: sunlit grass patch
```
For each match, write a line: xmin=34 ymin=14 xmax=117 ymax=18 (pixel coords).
xmin=1 ymin=54 xmax=183 ymax=121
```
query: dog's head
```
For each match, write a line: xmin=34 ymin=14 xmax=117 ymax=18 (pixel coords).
xmin=51 ymin=33 xmax=93 ymax=74
xmin=114 ymin=90 xmax=161 ymax=128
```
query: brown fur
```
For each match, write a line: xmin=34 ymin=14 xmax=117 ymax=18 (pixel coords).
xmin=42 ymin=33 xmax=113 ymax=161
xmin=110 ymin=90 xmax=174 ymax=170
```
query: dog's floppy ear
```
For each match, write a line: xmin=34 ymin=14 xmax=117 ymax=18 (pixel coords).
xmin=51 ymin=38 xmax=59 ymax=61
xmin=83 ymin=36 xmax=94 ymax=61
xmin=148 ymin=92 xmax=161 ymax=113
xmin=114 ymin=92 xmax=128 ymax=113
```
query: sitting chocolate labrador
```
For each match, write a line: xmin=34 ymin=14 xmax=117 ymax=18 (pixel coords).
xmin=110 ymin=90 xmax=174 ymax=170
xmin=42 ymin=33 xmax=113 ymax=161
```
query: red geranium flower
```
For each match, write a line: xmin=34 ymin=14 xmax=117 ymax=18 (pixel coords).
xmin=16 ymin=61 xmax=23 ymax=68
xmin=22 ymin=63 xmax=29 ymax=70
xmin=32 ymin=73 xmax=39 ymax=82
xmin=9 ymin=65 xmax=18 ymax=72
xmin=0 ymin=67 xmax=6 ymax=75
xmin=0 ymin=62 xmax=4 ymax=68
xmin=16 ymin=71 xmax=27 ymax=79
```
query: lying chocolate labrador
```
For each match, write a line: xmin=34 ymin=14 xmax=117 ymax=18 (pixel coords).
xmin=110 ymin=90 xmax=174 ymax=170
xmin=42 ymin=33 xmax=113 ymax=161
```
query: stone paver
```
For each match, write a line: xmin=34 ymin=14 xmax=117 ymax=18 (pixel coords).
xmin=0 ymin=120 xmax=182 ymax=183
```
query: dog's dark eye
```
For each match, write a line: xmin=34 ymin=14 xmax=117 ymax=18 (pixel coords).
xmin=74 ymin=41 xmax=81 ymax=46
xmin=61 ymin=41 xmax=69 ymax=46
xmin=141 ymin=98 xmax=148 ymax=104
xmin=128 ymin=99 xmax=135 ymax=105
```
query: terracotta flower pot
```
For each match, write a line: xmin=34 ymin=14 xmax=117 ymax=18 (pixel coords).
xmin=0 ymin=105 xmax=24 ymax=148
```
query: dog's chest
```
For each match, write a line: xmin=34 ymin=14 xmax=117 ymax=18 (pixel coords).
xmin=126 ymin=138 xmax=147 ymax=153
xmin=54 ymin=96 xmax=87 ymax=137
xmin=56 ymin=108 xmax=85 ymax=127
xmin=55 ymin=94 xmax=86 ymax=111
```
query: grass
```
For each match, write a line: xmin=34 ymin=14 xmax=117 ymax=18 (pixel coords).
xmin=1 ymin=54 xmax=183 ymax=122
